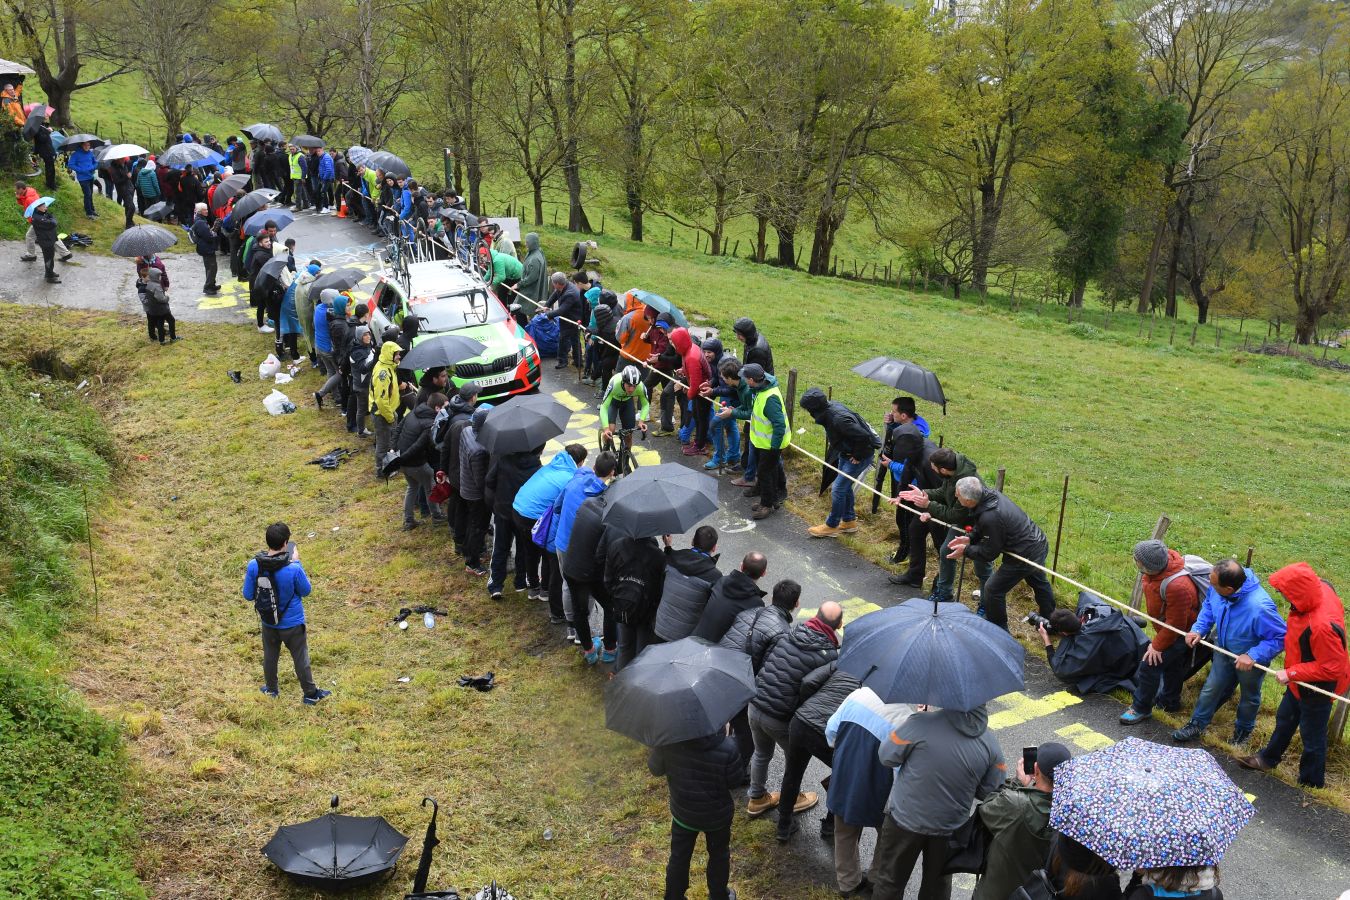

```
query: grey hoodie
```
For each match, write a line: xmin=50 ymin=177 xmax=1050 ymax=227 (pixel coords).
xmin=519 ymin=232 xmax=549 ymax=308
xmin=877 ymin=705 xmax=1005 ymax=836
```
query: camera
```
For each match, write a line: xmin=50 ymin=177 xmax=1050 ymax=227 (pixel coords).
xmin=1024 ymin=612 xmax=1052 ymax=632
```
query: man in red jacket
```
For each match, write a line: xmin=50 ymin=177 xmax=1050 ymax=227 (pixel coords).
xmin=670 ymin=326 xmax=711 ymax=456
xmin=1238 ymin=562 xmax=1349 ymax=787
xmin=1120 ymin=540 xmax=1209 ymax=725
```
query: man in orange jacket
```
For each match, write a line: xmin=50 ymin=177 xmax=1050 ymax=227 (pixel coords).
xmin=1238 ymin=562 xmax=1349 ymax=787
xmin=1120 ymin=540 xmax=1209 ymax=725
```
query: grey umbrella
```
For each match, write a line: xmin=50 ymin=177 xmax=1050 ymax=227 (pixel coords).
xmin=400 ymin=334 xmax=487 ymax=372
xmin=601 ymin=463 xmax=719 ymax=538
xmin=227 ymin=188 xmax=278 ymax=224
xmin=21 ymin=106 xmax=48 ymax=139
xmin=605 ymin=637 xmax=755 ymax=746
xmin=210 ymin=173 xmax=252 ymax=211
xmin=348 ymin=145 xmax=374 ymax=166
xmin=242 ymin=123 xmax=284 ymax=143
xmin=477 ymin=395 xmax=571 ymax=454
xmin=262 ymin=796 xmax=408 ymax=890
xmin=61 ymin=133 xmax=104 ymax=148
xmin=160 ymin=142 xmax=218 ymax=169
xmin=109 ymin=224 xmax=178 ymax=258
xmin=256 ymin=256 xmax=292 ymax=286
xmin=368 ymin=151 xmax=411 ymax=179
xmin=851 ymin=356 xmax=947 ymax=411
xmin=142 ymin=201 xmax=171 ymax=222
xmin=292 ymin=134 xmax=325 ymax=149
xmin=309 ymin=267 xmax=368 ymax=296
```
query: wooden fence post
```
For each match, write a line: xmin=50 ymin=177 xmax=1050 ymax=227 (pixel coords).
xmin=1130 ymin=515 xmax=1171 ymax=611
xmin=1191 ymin=324 xmax=1198 ymax=346
xmin=785 ymin=368 xmax=798 ymax=429
xmin=1052 ymin=474 xmax=1070 ymax=572
xmin=669 ymin=228 xmax=674 ymax=247
xmin=995 ymin=467 xmax=1006 ymax=492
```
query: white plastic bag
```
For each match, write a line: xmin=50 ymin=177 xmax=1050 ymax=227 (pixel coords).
xmin=258 ymin=354 xmax=281 ymax=380
xmin=262 ymin=389 xmax=291 ymax=415
xmin=274 ymin=372 xmax=293 ymax=384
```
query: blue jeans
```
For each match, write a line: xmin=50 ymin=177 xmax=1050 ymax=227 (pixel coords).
xmin=1259 ymin=687 xmax=1333 ymax=787
xmin=827 ymin=454 xmax=873 ymax=527
xmin=709 ymin=413 xmax=740 ymax=464
xmin=1188 ymin=650 xmax=1266 ymax=733
xmin=743 ymin=443 xmax=758 ymax=480
xmin=930 ymin=527 xmax=992 ymax=601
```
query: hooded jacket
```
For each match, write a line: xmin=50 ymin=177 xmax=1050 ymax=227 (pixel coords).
xmin=648 ymin=733 xmax=743 ymax=832
xmin=617 ymin=301 xmax=654 ymax=364
xmin=550 ymin=467 xmax=607 ymax=555
xmin=369 ymin=341 xmax=401 ymax=424
xmin=591 ymin=304 xmax=620 ymax=371
xmin=733 ymin=318 xmax=774 ymax=373
xmin=826 ymin=687 xmax=913 ymax=828
xmin=753 ymin=618 xmax=841 ymax=721
xmin=519 ymin=232 xmax=549 ymax=306
xmin=1191 ymin=567 xmax=1286 ymax=663
xmin=973 ymin=781 xmax=1055 ymax=900
xmin=606 ymin=535 xmax=665 ymax=625
xmin=669 ymin=327 xmax=710 ymax=397
xmin=1268 ymin=562 xmax=1347 ymax=697
xmin=313 ymin=295 xmax=334 ymax=353
xmin=436 ymin=392 xmax=477 ymax=480
xmin=879 ymin=706 xmax=1006 ymax=836
xmin=485 ymin=450 xmax=542 ymax=520
xmin=562 ymin=494 xmax=609 ymax=582
xmin=513 ymin=449 xmax=579 ymax=520
xmin=653 ymin=548 xmax=723 ymax=642
xmin=1140 ymin=549 xmax=1203 ymax=652
xmin=396 ymin=402 xmax=439 ymax=467
xmin=457 ymin=408 xmax=491 ymax=500
xmin=692 ymin=569 xmax=768 ymax=643
xmin=922 ymin=451 xmax=981 ymax=528
xmin=67 ymin=148 xmax=98 ymax=182
xmin=30 ymin=207 xmax=58 ymax=248
xmin=348 ymin=338 xmax=377 ymax=395
xmin=964 ymin=487 xmax=1049 ymax=565
xmin=794 ymin=663 xmax=861 ymax=737
xmin=800 ymin=388 xmax=881 ymax=463
xmin=721 ymin=604 xmax=792 ymax=673
xmin=242 ymin=551 xmax=310 ymax=630
xmin=1047 ymin=592 xmax=1149 ymax=695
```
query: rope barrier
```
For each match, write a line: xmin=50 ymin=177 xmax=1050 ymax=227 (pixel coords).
xmin=368 ymin=198 xmax=1348 ymax=708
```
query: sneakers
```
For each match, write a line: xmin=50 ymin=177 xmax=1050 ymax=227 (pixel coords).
xmin=464 ymin=564 xmax=488 ymax=577
xmin=303 ymin=689 xmax=332 ymax=705
xmin=808 ymin=523 xmax=844 ymax=538
xmin=1119 ymin=707 xmax=1152 ymax=726
xmin=258 ymin=325 xmax=275 ymax=333
xmin=260 ymin=685 xmax=279 ymax=698
xmin=401 ymin=520 xmax=419 ymax=531
xmin=1237 ymin=753 xmax=1273 ymax=772
xmin=730 ymin=477 xmax=755 ymax=488
xmin=1230 ymin=727 xmax=1253 ymax=745
xmin=1172 ymin=722 xmax=1206 ymax=743
xmin=358 ymin=429 xmax=373 ymax=438
xmin=836 ymin=520 xmax=858 ymax=533
xmin=489 ymin=588 xmax=504 ymax=601
xmin=775 ymin=819 xmax=800 ymax=843
xmin=584 ymin=637 xmax=601 ymax=665
xmin=746 ymin=792 xmax=779 ymax=817
xmin=20 ymin=254 xmax=37 ymax=261
xmin=528 ymin=587 xmax=543 ymax=601
xmin=819 ymin=814 xmax=835 ymax=842
xmin=600 ymin=646 xmax=618 ymax=664
xmin=681 ymin=444 xmax=703 ymax=456
xmin=565 ymin=626 xmax=579 ymax=644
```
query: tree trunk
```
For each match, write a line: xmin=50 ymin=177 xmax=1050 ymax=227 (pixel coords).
xmin=629 ymin=204 xmax=644 ymax=242
xmin=531 ymin=179 xmax=545 ymax=226
xmin=1070 ymin=273 xmax=1087 ymax=308
xmin=467 ymin=159 xmax=483 ymax=217
xmin=1137 ymin=208 xmax=1170 ymax=313
xmin=1164 ymin=203 xmax=1187 ymax=318
xmin=1295 ymin=303 xmax=1316 ymax=344
xmin=971 ymin=180 xmax=1001 ymax=294
xmin=809 ymin=207 xmax=842 ymax=276
xmin=564 ymin=145 xmax=591 ymax=232
xmin=774 ymin=224 xmax=796 ymax=269
xmin=755 ymin=215 xmax=768 ymax=263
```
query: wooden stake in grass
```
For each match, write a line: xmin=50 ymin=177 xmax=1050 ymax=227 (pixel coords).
xmin=1052 ymin=474 xmax=1070 ymax=572
xmin=83 ymin=485 xmax=100 ymax=618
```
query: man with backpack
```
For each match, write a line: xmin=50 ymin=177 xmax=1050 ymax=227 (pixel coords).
xmin=653 ymin=527 xmax=723 ymax=643
xmin=799 ymin=388 xmax=881 ymax=538
xmin=1120 ymin=540 xmax=1212 ymax=725
xmin=241 ymin=523 xmax=330 ymax=704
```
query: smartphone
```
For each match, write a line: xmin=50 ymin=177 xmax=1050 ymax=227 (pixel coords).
xmin=286 ymin=540 xmax=297 ymax=559
xmin=1022 ymin=746 xmax=1038 ymax=776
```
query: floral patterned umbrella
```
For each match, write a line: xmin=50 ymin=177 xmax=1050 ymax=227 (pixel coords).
xmin=1049 ymin=737 xmax=1254 ymax=868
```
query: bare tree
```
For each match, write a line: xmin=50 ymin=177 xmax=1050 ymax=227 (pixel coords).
xmin=3 ymin=0 xmax=129 ymax=128
xmin=251 ymin=0 xmax=349 ymax=139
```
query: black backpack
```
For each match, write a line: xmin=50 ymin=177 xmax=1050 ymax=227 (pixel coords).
xmin=252 ymin=556 xmax=294 ymax=626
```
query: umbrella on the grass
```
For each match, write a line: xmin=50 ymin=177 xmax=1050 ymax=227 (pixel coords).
xmin=851 ymin=356 xmax=947 ymax=411
xmin=292 ymin=134 xmax=325 ymax=149
xmin=161 ymin=142 xmax=222 ymax=169
xmin=242 ymin=123 xmax=284 ymax=143
xmin=400 ymin=334 xmax=487 ymax=372
xmin=243 ymin=207 xmax=294 ymax=236
xmin=605 ymin=637 xmax=755 ymax=746
xmin=408 ymin=797 xmax=441 ymax=896
xmin=210 ymin=173 xmax=252 ymax=211
xmin=262 ymin=795 xmax=408 ymax=890
xmin=629 ymin=289 xmax=689 ymax=328
xmin=23 ymin=196 xmax=55 ymax=218
xmin=1050 ymin=737 xmax=1254 ymax=868
xmin=368 ymin=150 xmax=411 ymax=178
xmin=309 ymin=267 xmax=368 ymax=296
xmin=110 ymin=224 xmax=178 ymax=258
xmin=478 ymin=394 xmax=571 ymax=453
xmin=602 ymin=463 xmax=719 ymax=538
xmin=836 ymin=598 xmax=1024 ymax=711
xmin=101 ymin=142 xmax=149 ymax=160
xmin=142 ymin=201 xmax=170 ymax=222
xmin=61 ymin=133 xmax=104 ymax=148
xmin=228 ymin=188 xmax=279 ymax=224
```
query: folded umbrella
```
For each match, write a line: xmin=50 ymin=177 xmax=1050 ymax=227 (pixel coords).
xmin=142 ymin=201 xmax=171 ymax=222
xmin=400 ymin=334 xmax=487 ymax=372
xmin=477 ymin=394 xmax=571 ymax=454
xmin=242 ymin=123 xmax=284 ymax=143
xmin=292 ymin=134 xmax=325 ymax=149
xmin=110 ymin=224 xmax=178 ymax=258
xmin=62 ymin=133 xmax=104 ymax=148
xmin=243 ymin=207 xmax=295 ymax=236
xmin=228 ymin=188 xmax=279 ymax=224
xmin=368 ymin=150 xmax=411 ymax=179
xmin=1050 ymin=737 xmax=1254 ymax=868
xmin=605 ymin=637 xmax=755 ymax=746
xmin=210 ymin=173 xmax=253 ymax=211
xmin=23 ymin=196 xmax=55 ymax=218
xmin=101 ymin=143 xmax=150 ymax=160
xmin=262 ymin=795 xmax=408 ymax=890
xmin=161 ymin=142 xmax=222 ymax=169
xmin=601 ymin=463 xmax=718 ymax=538
xmin=836 ymin=598 xmax=1025 ymax=711
xmin=309 ymin=267 xmax=368 ymax=296
xmin=629 ymin=289 xmax=689 ymax=328
xmin=851 ymin=356 xmax=947 ymax=411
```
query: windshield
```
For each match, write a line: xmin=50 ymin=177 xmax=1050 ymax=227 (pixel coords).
xmin=407 ymin=289 xmax=504 ymax=331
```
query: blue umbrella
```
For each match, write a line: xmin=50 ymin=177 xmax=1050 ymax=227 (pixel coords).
xmin=1050 ymin=737 xmax=1254 ymax=868
xmin=836 ymin=598 xmax=1025 ymax=711
xmin=630 ymin=289 xmax=689 ymax=328
xmin=243 ymin=208 xmax=294 ymax=236
xmin=23 ymin=196 xmax=55 ymax=218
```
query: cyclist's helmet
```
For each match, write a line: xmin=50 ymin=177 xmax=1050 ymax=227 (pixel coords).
xmin=621 ymin=365 xmax=641 ymax=387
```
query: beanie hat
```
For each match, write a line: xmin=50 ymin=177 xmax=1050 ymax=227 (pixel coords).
xmin=1133 ymin=539 xmax=1169 ymax=575
xmin=354 ymin=325 xmax=371 ymax=342
xmin=307 ymin=262 xmax=321 ymax=276
xmin=1035 ymin=742 xmax=1072 ymax=783
xmin=319 ymin=288 xmax=339 ymax=307
xmin=739 ymin=363 xmax=766 ymax=382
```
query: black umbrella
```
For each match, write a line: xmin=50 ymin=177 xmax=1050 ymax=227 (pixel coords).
xmin=62 ymin=133 xmax=104 ymax=148
xmin=409 ymin=797 xmax=440 ymax=895
xmin=21 ymin=106 xmax=47 ymax=139
xmin=600 ymin=463 xmax=719 ymax=538
xmin=292 ymin=134 xmax=325 ymax=149
xmin=142 ymin=201 xmax=171 ymax=222
xmin=836 ymin=598 xmax=1025 ymax=711
xmin=228 ymin=188 xmax=279 ymax=224
xmin=401 ymin=334 xmax=487 ymax=372
xmin=309 ymin=267 xmax=369 ymax=296
xmin=242 ymin=123 xmax=284 ymax=143
xmin=210 ymin=173 xmax=253 ymax=211
xmin=478 ymin=394 xmax=571 ymax=454
xmin=605 ymin=637 xmax=755 ymax=746
xmin=262 ymin=795 xmax=408 ymax=890
xmin=368 ymin=150 xmax=411 ymax=179
xmin=256 ymin=256 xmax=291 ymax=286
xmin=851 ymin=356 xmax=947 ymax=411
xmin=110 ymin=224 xmax=178 ymax=258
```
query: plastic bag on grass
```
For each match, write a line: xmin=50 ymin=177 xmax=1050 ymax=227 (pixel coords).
xmin=258 ymin=354 xmax=281 ymax=380
xmin=263 ymin=389 xmax=292 ymax=415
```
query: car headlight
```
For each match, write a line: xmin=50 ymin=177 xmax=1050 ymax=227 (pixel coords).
xmin=519 ymin=344 xmax=537 ymax=365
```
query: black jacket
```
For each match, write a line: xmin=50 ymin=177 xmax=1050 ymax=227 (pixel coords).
xmin=1047 ymin=593 xmax=1149 ymax=695
xmin=653 ymin=548 xmax=723 ymax=642
xmin=562 ymin=495 xmax=608 ymax=582
xmin=348 ymin=343 xmax=377 ymax=393
xmin=691 ymin=570 xmax=767 ymax=643
xmin=591 ymin=304 xmax=620 ymax=371
xmin=30 ymin=208 xmax=58 ymax=248
xmin=327 ymin=312 xmax=352 ymax=364
xmin=741 ymin=328 xmax=774 ymax=374
xmin=794 ymin=663 xmax=861 ymax=736
xmin=648 ymin=733 xmax=743 ymax=831
xmin=190 ymin=216 xmax=217 ymax=256
xmin=486 ymin=450 xmax=542 ymax=520
xmin=800 ymin=388 xmax=881 ymax=463
xmin=887 ymin=421 xmax=931 ymax=489
xmin=720 ymin=605 xmax=792 ymax=673
xmin=545 ymin=282 xmax=584 ymax=329
xmin=753 ymin=620 xmax=841 ymax=721
xmin=436 ymin=396 xmax=475 ymax=483
xmin=606 ymin=535 xmax=665 ymax=625
xmin=396 ymin=403 xmax=438 ymax=466
xmin=965 ymin=487 xmax=1049 ymax=565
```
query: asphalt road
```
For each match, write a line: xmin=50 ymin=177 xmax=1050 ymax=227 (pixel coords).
xmin=8 ymin=211 xmax=1348 ymax=900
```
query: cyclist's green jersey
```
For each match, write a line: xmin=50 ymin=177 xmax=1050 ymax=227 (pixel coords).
xmin=599 ymin=373 xmax=651 ymax=427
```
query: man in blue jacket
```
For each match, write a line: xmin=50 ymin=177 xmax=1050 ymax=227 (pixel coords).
xmin=66 ymin=140 xmax=100 ymax=217
xmin=513 ymin=444 xmax=587 ymax=623
xmin=1173 ymin=558 xmax=1286 ymax=745
xmin=241 ymin=523 xmax=330 ymax=704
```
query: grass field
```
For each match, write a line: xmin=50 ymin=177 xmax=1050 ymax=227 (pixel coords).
xmin=0 ymin=171 xmax=158 ymax=256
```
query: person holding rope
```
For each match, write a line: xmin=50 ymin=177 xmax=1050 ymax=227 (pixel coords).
xmin=717 ymin=363 xmax=789 ymax=520
xmin=545 ymin=271 xmax=585 ymax=369
xmin=893 ymin=447 xmax=992 ymax=601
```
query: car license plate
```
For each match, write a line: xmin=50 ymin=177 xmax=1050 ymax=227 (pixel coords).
xmin=475 ymin=371 xmax=514 ymax=387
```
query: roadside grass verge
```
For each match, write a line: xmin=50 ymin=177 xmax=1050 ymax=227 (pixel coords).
xmin=0 ymin=169 xmax=163 ymax=257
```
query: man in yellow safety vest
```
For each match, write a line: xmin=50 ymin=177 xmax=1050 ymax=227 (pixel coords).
xmin=718 ymin=362 xmax=789 ymax=520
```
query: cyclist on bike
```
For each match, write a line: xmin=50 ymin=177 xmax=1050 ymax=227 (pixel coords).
xmin=600 ymin=365 xmax=650 ymax=447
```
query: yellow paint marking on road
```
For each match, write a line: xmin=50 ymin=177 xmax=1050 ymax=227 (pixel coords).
xmin=987 ymin=691 xmax=1082 ymax=730
xmin=1054 ymin=722 xmax=1115 ymax=752
xmin=633 ymin=448 xmax=663 ymax=466
xmin=554 ymin=390 xmax=587 ymax=412
xmin=197 ymin=294 xmax=241 ymax=310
